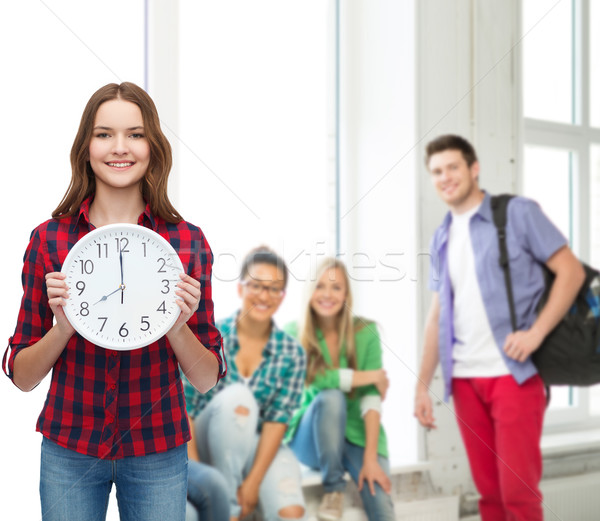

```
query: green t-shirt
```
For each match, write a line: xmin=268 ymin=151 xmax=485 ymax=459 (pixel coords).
xmin=284 ymin=319 xmax=388 ymax=458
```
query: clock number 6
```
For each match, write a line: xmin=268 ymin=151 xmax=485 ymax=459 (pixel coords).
xmin=119 ymin=323 xmax=129 ymax=338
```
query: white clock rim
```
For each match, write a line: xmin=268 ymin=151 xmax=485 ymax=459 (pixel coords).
xmin=61 ymin=223 xmax=184 ymax=351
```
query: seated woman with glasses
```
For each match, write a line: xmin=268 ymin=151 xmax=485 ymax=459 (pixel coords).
xmin=284 ymin=258 xmax=395 ymax=521
xmin=182 ymin=246 xmax=307 ymax=521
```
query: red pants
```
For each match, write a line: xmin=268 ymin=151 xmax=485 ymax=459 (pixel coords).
xmin=452 ymin=375 xmax=546 ymax=521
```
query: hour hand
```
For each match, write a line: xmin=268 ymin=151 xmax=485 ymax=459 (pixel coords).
xmin=94 ymin=286 xmax=122 ymax=305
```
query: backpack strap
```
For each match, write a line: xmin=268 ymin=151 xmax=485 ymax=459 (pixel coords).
xmin=491 ymin=194 xmax=518 ymax=332
xmin=491 ymin=194 xmax=551 ymax=403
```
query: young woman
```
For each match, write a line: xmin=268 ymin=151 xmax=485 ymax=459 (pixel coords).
xmin=285 ymin=258 xmax=395 ymax=521
xmin=183 ymin=246 xmax=307 ymax=521
xmin=3 ymin=82 xmax=226 ymax=521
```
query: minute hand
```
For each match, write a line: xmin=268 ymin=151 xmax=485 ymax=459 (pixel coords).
xmin=120 ymin=248 xmax=125 ymax=304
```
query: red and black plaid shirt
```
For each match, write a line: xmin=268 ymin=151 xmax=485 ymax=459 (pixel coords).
xmin=4 ymin=198 xmax=225 ymax=459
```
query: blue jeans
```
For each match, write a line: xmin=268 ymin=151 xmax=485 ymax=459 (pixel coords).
xmin=195 ymin=383 xmax=306 ymax=521
xmin=186 ymin=460 xmax=230 ymax=521
xmin=40 ymin=437 xmax=187 ymax=521
xmin=288 ymin=389 xmax=395 ymax=521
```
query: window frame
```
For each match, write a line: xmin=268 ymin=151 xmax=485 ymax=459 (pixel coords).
xmin=520 ymin=0 xmax=600 ymax=430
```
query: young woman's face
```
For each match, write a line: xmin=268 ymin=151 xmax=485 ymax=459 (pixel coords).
xmin=88 ymin=99 xmax=150 ymax=191
xmin=238 ymin=263 xmax=286 ymax=323
xmin=310 ymin=267 xmax=347 ymax=319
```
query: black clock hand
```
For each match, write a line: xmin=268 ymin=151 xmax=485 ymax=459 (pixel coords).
xmin=93 ymin=287 xmax=122 ymax=305
xmin=120 ymin=248 xmax=125 ymax=304
xmin=94 ymin=251 xmax=126 ymax=306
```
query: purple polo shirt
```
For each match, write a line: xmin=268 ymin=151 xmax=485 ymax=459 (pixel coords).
xmin=429 ymin=192 xmax=567 ymax=400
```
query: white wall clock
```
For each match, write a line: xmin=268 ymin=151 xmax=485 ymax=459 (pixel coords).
xmin=62 ymin=223 xmax=184 ymax=350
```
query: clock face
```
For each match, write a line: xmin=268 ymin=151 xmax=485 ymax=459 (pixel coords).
xmin=62 ymin=223 xmax=183 ymax=350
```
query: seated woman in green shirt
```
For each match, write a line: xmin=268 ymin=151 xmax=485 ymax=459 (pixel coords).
xmin=284 ymin=258 xmax=395 ymax=521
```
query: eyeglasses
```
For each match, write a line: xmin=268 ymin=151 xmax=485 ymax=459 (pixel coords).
xmin=241 ymin=280 xmax=285 ymax=298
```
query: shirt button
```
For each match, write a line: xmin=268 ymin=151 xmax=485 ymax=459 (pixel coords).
xmin=110 ymin=384 xmax=116 ymax=390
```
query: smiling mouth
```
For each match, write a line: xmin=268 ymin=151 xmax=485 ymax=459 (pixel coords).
xmin=106 ymin=162 xmax=134 ymax=168
xmin=317 ymin=301 xmax=337 ymax=308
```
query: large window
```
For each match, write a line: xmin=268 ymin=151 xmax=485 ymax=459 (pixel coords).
xmin=177 ymin=0 xmax=333 ymax=323
xmin=522 ymin=0 xmax=600 ymax=427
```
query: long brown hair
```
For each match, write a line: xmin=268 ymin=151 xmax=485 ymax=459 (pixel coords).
xmin=52 ymin=82 xmax=183 ymax=222
xmin=299 ymin=258 xmax=358 ymax=384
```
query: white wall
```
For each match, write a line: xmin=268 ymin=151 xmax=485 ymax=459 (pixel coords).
xmin=338 ymin=0 xmax=418 ymax=464
xmin=175 ymin=0 xmax=334 ymax=325
xmin=416 ymin=0 xmax=519 ymax=498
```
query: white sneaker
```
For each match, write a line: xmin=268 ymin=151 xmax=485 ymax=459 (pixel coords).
xmin=317 ymin=491 xmax=344 ymax=521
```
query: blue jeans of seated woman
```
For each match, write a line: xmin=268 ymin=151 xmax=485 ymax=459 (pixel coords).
xmin=40 ymin=437 xmax=187 ymax=521
xmin=288 ymin=389 xmax=395 ymax=521
xmin=186 ymin=460 xmax=229 ymax=521
xmin=194 ymin=383 xmax=306 ymax=521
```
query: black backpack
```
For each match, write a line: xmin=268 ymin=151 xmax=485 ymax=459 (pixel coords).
xmin=491 ymin=194 xmax=600 ymax=386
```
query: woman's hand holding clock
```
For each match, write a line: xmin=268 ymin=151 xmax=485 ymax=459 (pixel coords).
xmin=166 ymin=273 xmax=201 ymax=340
xmin=45 ymin=272 xmax=76 ymax=337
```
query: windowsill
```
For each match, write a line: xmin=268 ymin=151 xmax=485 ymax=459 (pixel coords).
xmin=541 ymin=427 xmax=600 ymax=457
xmin=299 ymin=431 xmax=600 ymax=486
xmin=300 ymin=460 xmax=432 ymax=487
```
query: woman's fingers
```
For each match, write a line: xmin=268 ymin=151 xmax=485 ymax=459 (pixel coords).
xmin=46 ymin=272 xmax=69 ymax=302
xmin=176 ymin=273 xmax=201 ymax=314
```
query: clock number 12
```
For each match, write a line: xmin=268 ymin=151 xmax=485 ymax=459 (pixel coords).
xmin=116 ymin=238 xmax=129 ymax=253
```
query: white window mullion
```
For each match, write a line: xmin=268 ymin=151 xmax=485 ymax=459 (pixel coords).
xmin=590 ymin=128 xmax=600 ymax=142
xmin=521 ymin=0 xmax=599 ymax=430
xmin=578 ymin=0 xmax=589 ymax=128
xmin=523 ymin=118 xmax=585 ymax=146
